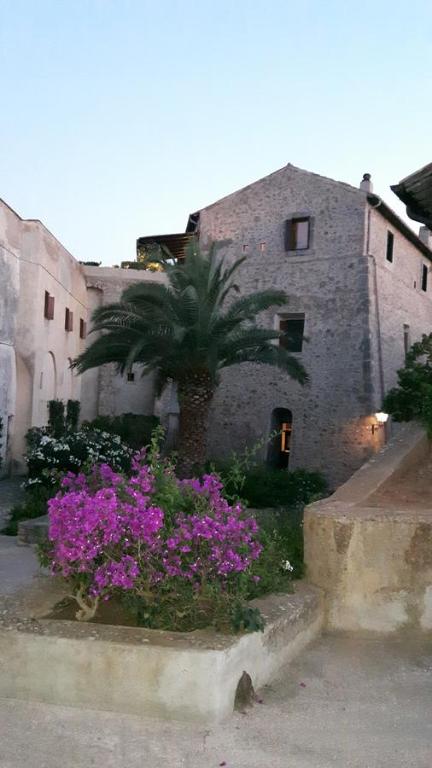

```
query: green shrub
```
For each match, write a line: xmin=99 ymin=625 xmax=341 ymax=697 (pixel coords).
xmin=1 ymin=486 xmax=52 ymax=536
xmin=221 ymin=465 xmax=327 ymax=509
xmin=48 ymin=399 xmax=65 ymax=438
xmin=383 ymin=333 xmax=432 ymax=434
xmin=66 ymin=400 xmax=80 ymax=431
xmin=251 ymin=505 xmax=305 ymax=585
xmin=23 ymin=426 xmax=132 ymax=491
xmin=82 ymin=413 xmax=159 ymax=450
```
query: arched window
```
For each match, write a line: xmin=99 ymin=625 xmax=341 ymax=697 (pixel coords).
xmin=267 ymin=408 xmax=293 ymax=470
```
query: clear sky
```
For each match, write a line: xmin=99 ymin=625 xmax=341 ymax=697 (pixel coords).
xmin=1 ymin=0 xmax=431 ymax=265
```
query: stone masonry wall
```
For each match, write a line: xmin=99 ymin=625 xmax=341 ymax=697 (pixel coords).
xmin=367 ymin=207 xmax=432 ymax=406
xmin=197 ymin=164 xmax=376 ymax=487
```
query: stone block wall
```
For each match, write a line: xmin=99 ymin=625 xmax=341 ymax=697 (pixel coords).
xmin=367 ymin=207 xmax=432 ymax=402
xmin=194 ymin=165 xmax=432 ymax=486
xmin=197 ymin=165 xmax=376 ymax=486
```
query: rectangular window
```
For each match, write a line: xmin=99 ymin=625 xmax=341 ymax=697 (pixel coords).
xmin=403 ymin=324 xmax=410 ymax=358
xmin=127 ymin=370 xmax=135 ymax=382
xmin=279 ymin=313 xmax=305 ymax=352
xmin=65 ymin=308 xmax=73 ymax=332
xmin=285 ymin=217 xmax=310 ymax=251
xmin=259 ymin=242 xmax=266 ymax=252
xmin=422 ymin=264 xmax=428 ymax=292
xmin=386 ymin=231 xmax=394 ymax=263
xmin=44 ymin=291 xmax=55 ymax=320
xmin=79 ymin=318 xmax=87 ymax=339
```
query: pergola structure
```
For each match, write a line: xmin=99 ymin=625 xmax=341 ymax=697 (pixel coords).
xmin=391 ymin=162 xmax=432 ymax=228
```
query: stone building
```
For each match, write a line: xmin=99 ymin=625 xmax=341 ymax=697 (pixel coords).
xmin=141 ymin=164 xmax=432 ymax=486
xmin=2 ymin=162 xmax=432 ymax=486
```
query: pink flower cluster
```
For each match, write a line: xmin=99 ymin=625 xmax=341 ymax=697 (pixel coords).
xmin=47 ymin=458 xmax=262 ymax=603
xmin=160 ymin=475 xmax=262 ymax=581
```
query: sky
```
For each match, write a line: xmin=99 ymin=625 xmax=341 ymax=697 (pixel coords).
xmin=1 ymin=0 xmax=431 ymax=265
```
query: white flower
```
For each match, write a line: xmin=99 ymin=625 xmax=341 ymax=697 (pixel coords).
xmin=281 ymin=559 xmax=294 ymax=572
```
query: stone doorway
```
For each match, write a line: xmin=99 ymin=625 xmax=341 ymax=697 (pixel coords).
xmin=267 ymin=407 xmax=292 ymax=470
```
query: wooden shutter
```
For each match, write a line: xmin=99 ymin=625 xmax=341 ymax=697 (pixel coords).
xmin=65 ymin=308 xmax=73 ymax=331
xmin=44 ymin=292 xmax=55 ymax=320
xmin=284 ymin=220 xmax=293 ymax=251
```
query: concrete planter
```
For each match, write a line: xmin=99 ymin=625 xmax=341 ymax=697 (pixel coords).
xmin=0 ymin=578 xmax=323 ymax=722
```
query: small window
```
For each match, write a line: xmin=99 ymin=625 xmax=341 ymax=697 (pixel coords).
xmin=285 ymin=217 xmax=310 ymax=251
xmin=279 ymin=314 xmax=305 ymax=352
xmin=386 ymin=231 xmax=394 ymax=263
xmin=79 ymin=318 xmax=87 ymax=339
xmin=403 ymin=324 xmax=410 ymax=358
xmin=422 ymin=264 xmax=428 ymax=292
xmin=259 ymin=242 xmax=266 ymax=252
xmin=44 ymin=291 xmax=55 ymax=320
xmin=242 ymin=244 xmax=249 ymax=253
xmin=65 ymin=308 xmax=73 ymax=332
xmin=127 ymin=370 xmax=135 ymax=382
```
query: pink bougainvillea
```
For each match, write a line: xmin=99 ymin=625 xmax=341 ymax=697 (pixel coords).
xmin=47 ymin=454 xmax=262 ymax=623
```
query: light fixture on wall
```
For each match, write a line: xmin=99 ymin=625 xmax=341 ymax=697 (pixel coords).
xmin=371 ymin=411 xmax=389 ymax=434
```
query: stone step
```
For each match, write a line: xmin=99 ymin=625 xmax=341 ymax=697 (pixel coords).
xmin=17 ymin=515 xmax=49 ymax=546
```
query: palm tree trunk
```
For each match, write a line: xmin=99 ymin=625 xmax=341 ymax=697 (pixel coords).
xmin=176 ymin=372 xmax=214 ymax=478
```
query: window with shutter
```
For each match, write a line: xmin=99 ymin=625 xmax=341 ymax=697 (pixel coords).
xmin=44 ymin=291 xmax=55 ymax=320
xmin=65 ymin=308 xmax=73 ymax=332
xmin=284 ymin=217 xmax=311 ymax=251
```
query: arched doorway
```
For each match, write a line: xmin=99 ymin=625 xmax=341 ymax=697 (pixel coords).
xmin=267 ymin=408 xmax=293 ymax=470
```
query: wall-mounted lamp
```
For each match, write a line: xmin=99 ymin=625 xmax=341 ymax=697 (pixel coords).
xmin=371 ymin=411 xmax=389 ymax=434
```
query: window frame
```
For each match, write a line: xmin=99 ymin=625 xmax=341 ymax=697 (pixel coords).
xmin=284 ymin=213 xmax=313 ymax=253
xmin=421 ymin=263 xmax=428 ymax=293
xmin=44 ymin=291 xmax=55 ymax=320
xmin=277 ymin=312 xmax=306 ymax=353
xmin=386 ymin=231 xmax=394 ymax=263
xmin=64 ymin=307 xmax=74 ymax=332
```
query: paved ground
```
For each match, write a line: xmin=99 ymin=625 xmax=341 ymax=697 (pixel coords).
xmin=0 ymin=631 xmax=431 ymax=768
xmin=0 ymin=478 xmax=24 ymax=528
xmin=0 ymin=512 xmax=431 ymax=768
xmin=0 ymin=535 xmax=40 ymax=594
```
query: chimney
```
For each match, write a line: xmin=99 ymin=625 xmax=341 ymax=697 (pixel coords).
xmin=360 ymin=173 xmax=373 ymax=193
xmin=419 ymin=226 xmax=432 ymax=248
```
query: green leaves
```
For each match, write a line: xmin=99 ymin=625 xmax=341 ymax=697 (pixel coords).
xmin=383 ymin=333 xmax=432 ymax=434
xmin=74 ymin=241 xmax=308 ymax=391
xmin=231 ymin=603 xmax=265 ymax=633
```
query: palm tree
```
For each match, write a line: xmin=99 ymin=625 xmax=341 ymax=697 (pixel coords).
xmin=73 ymin=242 xmax=308 ymax=476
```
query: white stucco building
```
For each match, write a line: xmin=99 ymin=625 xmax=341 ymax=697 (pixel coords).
xmin=0 ymin=200 xmax=160 ymax=474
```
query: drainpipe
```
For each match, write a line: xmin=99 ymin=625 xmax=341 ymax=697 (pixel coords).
xmin=365 ymin=199 xmax=386 ymax=407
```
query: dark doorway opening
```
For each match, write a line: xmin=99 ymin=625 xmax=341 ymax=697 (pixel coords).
xmin=267 ymin=408 xmax=293 ymax=470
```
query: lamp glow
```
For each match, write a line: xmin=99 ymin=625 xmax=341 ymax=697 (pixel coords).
xmin=375 ymin=412 xmax=389 ymax=425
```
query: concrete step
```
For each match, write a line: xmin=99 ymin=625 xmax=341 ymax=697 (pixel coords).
xmin=17 ymin=515 xmax=49 ymax=546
